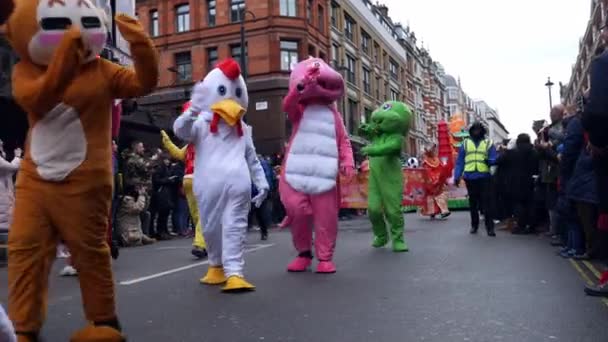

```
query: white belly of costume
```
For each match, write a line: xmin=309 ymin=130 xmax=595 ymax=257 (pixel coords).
xmin=285 ymin=105 xmax=338 ymax=194
xmin=30 ymin=103 xmax=87 ymax=181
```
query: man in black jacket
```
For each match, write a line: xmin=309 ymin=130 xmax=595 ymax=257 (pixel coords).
xmin=149 ymin=155 xmax=180 ymax=240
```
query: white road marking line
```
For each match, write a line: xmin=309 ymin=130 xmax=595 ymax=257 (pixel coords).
xmin=119 ymin=244 xmax=275 ymax=286
xmin=155 ymin=246 xmax=193 ymax=250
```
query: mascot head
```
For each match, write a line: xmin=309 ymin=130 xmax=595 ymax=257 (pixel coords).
xmin=6 ymin=0 xmax=108 ymax=66
xmin=370 ymin=101 xmax=411 ymax=135
xmin=288 ymin=56 xmax=344 ymax=106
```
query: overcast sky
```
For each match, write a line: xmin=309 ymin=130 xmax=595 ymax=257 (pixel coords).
xmin=382 ymin=0 xmax=591 ymax=136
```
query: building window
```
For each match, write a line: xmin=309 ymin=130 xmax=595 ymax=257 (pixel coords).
xmin=318 ymin=5 xmax=324 ymax=33
xmin=175 ymin=51 xmax=192 ymax=81
xmin=307 ymin=0 xmax=313 ymax=23
xmin=373 ymin=43 xmax=380 ymax=63
xmin=207 ymin=47 xmax=218 ymax=72
xmin=348 ymin=99 xmax=358 ymax=133
xmin=375 ymin=77 xmax=381 ymax=98
xmin=280 ymin=0 xmax=297 ymax=17
xmin=319 ymin=51 xmax=326 ymax=62
xmin=331 ymin=44 xmax=339 ymax=64
xmin=361 ymin=30 xmax=370 ymax=54
xmin=344 ymin=15 xmax=354 ymax=41
xmin=175 ymin=4 xmax=190 ymax=33
xmin=346 ymin=54 xmax=356 ymax=84
xmin=389 ymin=59 xmax=398 ymax=80
xmin=207 ymin=0 xmax=216 ymax=27
xmin=280 ymin=40 xmax=299 ymax=71
xmin=231 ymin=44 xmax=248 ymax=70
xmin=362 ymin=67 xmax=370 ymax=94
xmin=390 ymin=88 xmax=398 ymax=101
xmin=231 ymin=0 xmax=245 ymax=22
xmin=331 ymin=2 xmax=338 ymax=28
xmin=364 ymin=107 xmax=373 ymax=124
xmin=149 ymin=9 xmax=159 ymax=37
xmin=448 ymin=88 xmax=458 ymax=100
xmin=308 ymin=44 xmax=316 ymax=57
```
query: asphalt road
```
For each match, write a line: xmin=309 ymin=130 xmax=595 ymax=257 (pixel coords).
xmin=1 ymin=212 xmax=608 ymax=342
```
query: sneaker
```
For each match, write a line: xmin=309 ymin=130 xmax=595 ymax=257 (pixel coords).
xmin=191 ymin=247 xmax=208 ymax=259
xmin=440 ymin=212 xmax=451 ymax=219
xmin=559 ymin=249 xmax=575 ymax=259
xmin=573 ymin=252 xmax=591 ymax=260
xmin=585 ymin=283 xmax=608 ymax=297
xmin=60 ymin=265 xmax=78 ymax=277
xmin=142 ymin=235 xmax=156 ymax=245
xmin=56 ymin=245 xmax=70 ymax=259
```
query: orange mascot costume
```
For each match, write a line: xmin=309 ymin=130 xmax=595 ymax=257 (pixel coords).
xmin=4 ymin=0 xmax=158 ymax=341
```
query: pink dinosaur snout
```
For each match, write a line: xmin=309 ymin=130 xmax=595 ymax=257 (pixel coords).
xmin=296 ymin=70 xmax=344 ymax=105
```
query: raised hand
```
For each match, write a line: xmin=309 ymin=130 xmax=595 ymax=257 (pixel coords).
xmin=114 ymin=13 xmax=147 ymax=44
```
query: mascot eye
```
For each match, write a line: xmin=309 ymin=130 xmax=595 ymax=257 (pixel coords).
xmin=235 ymin=87 xmax=243 ymax=98
xmin=40 ymin=17 xmax=72 ymax=30
xmin=382 ymin=103 xmax=392 ymax=111
xmin=81 ymin=17 xmax=102 ymax=29
xmin=217 ymin=85 xmax=227 ymax=96
xmin=313 ymin=61 xmax=321 ymax=68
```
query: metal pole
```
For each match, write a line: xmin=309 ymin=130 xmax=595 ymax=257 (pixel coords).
xmin=545 ymin=77 xmax=554 ymax=111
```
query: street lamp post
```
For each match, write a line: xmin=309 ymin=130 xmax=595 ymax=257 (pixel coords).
xmin=239 ymin=9 xmax=256 ymax=80
xmin=545 ymin=77 xmax=554 ymax=110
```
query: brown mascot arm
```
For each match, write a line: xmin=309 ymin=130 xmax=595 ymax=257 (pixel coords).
xmin=12 ymin=27 xmax=85 ymax=117
xmin=105 ymin=13 xmax=159 ymax=98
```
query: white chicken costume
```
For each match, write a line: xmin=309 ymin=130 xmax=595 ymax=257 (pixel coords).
xmin=173 ymin=58 xmax=269 ymax=292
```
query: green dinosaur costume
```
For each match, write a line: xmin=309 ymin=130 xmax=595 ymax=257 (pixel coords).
xmin=359 ymin=101 xmax=412 ymax=252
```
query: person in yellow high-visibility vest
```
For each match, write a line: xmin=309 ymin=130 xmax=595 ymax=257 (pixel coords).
xmin=454 ymin=122 xmax=498 ymax=236
xmin=160 ymin=101 xmax=207 ymax=258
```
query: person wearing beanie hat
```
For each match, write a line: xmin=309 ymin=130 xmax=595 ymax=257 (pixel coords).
xmin=454 ymin=121 xmax=498 ymax=236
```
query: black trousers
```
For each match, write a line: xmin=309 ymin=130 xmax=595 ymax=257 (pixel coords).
xmin=513 ymin=197 xmax=534 ymax=230
xmin=465 ymin=177 xmax=495 ymax=231
xmin=249 ymin=199 xmax=269 ymax=234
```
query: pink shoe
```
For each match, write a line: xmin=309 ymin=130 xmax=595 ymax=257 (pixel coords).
xmin=316 ymin=261 xmax=336 ymax=274
xmin=287 ymin=257 xmax=312 ymax=272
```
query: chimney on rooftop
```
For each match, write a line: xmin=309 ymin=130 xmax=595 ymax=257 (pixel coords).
xmin=377 ymin=4 xmax=388 ymax=17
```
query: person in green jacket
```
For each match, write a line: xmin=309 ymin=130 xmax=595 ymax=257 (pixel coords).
xmin=359 ymin=101 xmax=412 ymax=252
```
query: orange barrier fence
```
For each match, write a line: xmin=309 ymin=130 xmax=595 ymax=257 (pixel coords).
xmin=339 ymin=169 xmax=468 ymax=209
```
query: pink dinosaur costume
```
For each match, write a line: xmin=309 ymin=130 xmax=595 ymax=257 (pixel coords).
xmin=279 ymin=57 xmax=355 ymax=274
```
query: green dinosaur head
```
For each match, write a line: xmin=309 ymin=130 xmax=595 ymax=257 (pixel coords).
xmin=370 ymin=101 xmax=411 ymax=135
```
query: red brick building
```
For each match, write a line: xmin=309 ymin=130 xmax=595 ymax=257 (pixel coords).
xmin=133 ymin=0 xmax=330 ymax=154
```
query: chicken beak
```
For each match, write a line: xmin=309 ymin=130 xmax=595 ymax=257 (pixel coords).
xmin=210 ymin=99 xmax=246 ymax=126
